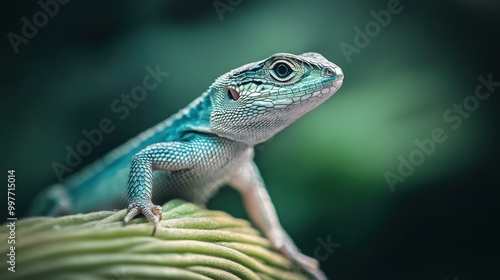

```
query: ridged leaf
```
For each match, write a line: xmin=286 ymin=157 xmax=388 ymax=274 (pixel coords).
xmin=0 ymin=200 xmax=307 ymax=280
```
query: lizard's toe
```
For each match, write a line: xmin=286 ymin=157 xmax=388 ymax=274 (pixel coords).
xmin=295 ymin=253 xmax=319 ymax=270
xmin=283 ymin=249 xmax=324 ymax=277
xmin=290 ymin=254 xmax=326 ymax=280
xmin=275 ymin=243 xmax=325 ymax=279
xmin=123 ymin=201 xmax=163 ymax=236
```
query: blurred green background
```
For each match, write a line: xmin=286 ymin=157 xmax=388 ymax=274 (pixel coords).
xmin=1 ymin=0 xmax=499 ymax=279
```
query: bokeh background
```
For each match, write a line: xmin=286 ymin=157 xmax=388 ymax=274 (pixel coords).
xmin=1 ymin=0 xmax=499 ymax=279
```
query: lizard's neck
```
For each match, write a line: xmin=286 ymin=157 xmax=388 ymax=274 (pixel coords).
xmin=152 ymin=91 xmax=212 ymax=139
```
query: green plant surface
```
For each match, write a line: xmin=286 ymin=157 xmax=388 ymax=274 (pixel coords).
xmin=0 ymin=200 xmax=307 ymax=280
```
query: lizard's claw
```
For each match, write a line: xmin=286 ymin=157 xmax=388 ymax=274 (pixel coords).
xmin=274 ymin=238 xmax=326 ymax=280
xmin=281 ymin=249 xmax=326 ymax=280
xmin=123 ymin=202 xmax=163 ymax=236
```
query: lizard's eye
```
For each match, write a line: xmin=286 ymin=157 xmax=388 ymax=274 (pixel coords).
xmin=274 ymin=63 xmax=291 ymax=78
xmin=270 ymin=60 xmax=296 ymax=82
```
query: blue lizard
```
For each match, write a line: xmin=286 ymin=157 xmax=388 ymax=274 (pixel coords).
xmin=30 ymin=52 xmax=344 ymax=279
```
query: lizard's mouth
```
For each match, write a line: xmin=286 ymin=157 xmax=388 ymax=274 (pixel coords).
xmin=237 ymin=79 xmax=342 ymax=110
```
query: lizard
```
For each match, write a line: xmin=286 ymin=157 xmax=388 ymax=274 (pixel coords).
xmin=29 ymin=52 xmax=344 ymax=280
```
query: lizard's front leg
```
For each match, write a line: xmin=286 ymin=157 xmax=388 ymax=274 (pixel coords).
xmin=123 ymin=141 xmax=195 ymax=235
xmin=229 ymin=160 xmax=327 ymax=280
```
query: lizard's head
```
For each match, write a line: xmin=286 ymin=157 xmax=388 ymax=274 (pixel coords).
xmin=208 ymin=52 xmax=343 ymax=145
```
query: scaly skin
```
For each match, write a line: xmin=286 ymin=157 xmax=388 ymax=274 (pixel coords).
xmin=30 ymin=52 xmax=344 ymax=279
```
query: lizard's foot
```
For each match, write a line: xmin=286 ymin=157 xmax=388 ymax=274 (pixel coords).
xmin=283 ymin=249 xmax=327 ymax=280
xmin=123 ymin=201 xmax=163 ymax=236
xmin=288 ymin=252 xmax=326 ymax=280
xmin=275 ymin=239 xmax=327 ymax=280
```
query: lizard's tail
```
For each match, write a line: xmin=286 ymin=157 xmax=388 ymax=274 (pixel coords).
xmin=28 ymin=184 xmax=72 ymax=216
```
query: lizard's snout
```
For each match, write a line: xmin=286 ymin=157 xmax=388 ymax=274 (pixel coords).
xmin=326 ymin=65 xmax=343 ymax=82
xmin=334 ymin=66 xmax=344 ymax=80
xmin=322 ymin=64 xmax=343 ymax=82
